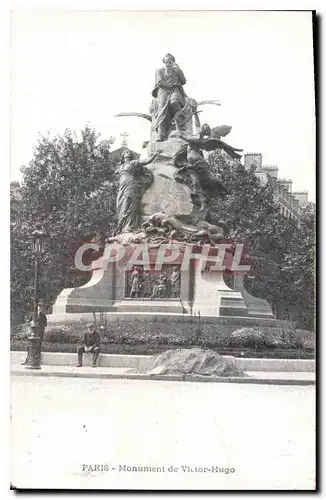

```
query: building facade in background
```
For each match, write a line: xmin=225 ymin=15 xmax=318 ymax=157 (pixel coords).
xmin=243 ymin=153 xmax=309 ymax=225
xmin=10 ymin=181 xmax=22 ymax=217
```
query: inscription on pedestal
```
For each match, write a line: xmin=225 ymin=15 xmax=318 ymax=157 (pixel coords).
xmin=147 ymin=137 xmax=186 ymax=157
xmin=141 ymin=158 xmax=192 ymax=217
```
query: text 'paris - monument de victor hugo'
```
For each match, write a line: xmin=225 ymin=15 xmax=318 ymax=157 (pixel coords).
xmin=50 ymin=53 xmax=284 ymax=331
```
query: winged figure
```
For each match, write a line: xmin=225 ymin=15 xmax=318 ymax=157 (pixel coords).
xmin=174 ymin=125 xmax=242 ymax=163
xmin=210 ymin=125 xmax=232 ymax=139
xmin=172 ymin=124 xmax=242 ymax=221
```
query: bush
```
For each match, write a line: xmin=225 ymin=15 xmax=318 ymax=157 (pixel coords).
xmin=274 ymin=325 xmax=315 ymax=351
xmin=10 ymin=319 xmax=315 ymax=354
xmin=10 ymin=340 xmax=315 ymax=358
xmin=298 ymin=338 xmax=315 ymax=352
xmin=229 ymin=328 xmax=266 ymax=348
xmin=11 ymin=322 xmax=31 ymax=341
xmin=228 ymin=326 xmax=316 ymax=352
xmin=44 ymin=326 xmax=79 ymax=344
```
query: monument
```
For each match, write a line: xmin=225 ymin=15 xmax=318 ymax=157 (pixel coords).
xmin=51 ymin=53 xmax=275 ymax=324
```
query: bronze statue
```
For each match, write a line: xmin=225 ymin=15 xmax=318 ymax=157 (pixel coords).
xmin=112 ymin=61 xmax=242 ymax=244
xmin=151 ymin=273 xmax=169 ymax=299
xmin=126 ymin=267 xmax=182 ymax=299
xmin=114 ymin=101 xmax=226 ymax=142
xmin=150 ymin=54 xmax=187 ymax=141
xmin=114 ymin=102 xmax=222 ymax=132
xmin=142 ymin=270 xmax=152 ymax=298
xmin=129 ymin=267 xmax=142 ymax=298
xmin=115 ymin=149 xmax=161 ymax=234
xmin=173 ymin=124 xmax=242 ymax=221
xmin=170 ymin=266 xmax=181 ymax=298
xmin=142 ymin=211 xmax=226 ymax=245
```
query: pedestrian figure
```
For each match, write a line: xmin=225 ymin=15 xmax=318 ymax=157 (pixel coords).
xmin=21 ymin=302 xmax=47 ymax=365
xmin=77 ymin=325 xmax=101 ymax=367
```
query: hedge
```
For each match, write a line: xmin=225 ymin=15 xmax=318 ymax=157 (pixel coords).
xmin=10 ymin=340 xmax=314 ymax=359
xmin=11 ymin=322 xmax=315 ymax=358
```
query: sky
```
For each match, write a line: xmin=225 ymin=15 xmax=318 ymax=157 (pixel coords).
xmin=10 ymin=9 xmax=316 ymax=200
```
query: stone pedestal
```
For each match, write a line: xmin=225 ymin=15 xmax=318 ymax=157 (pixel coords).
xmin=113 ymin=300 xmax=185 ymax=314
xmin=51 ymin=245 xmax=250 ymax=318
xmin=52 ymin=265 xmax=117 ymax=314
xmin=233 ymin=273 xmax=275 ymax=318
xmin=191 ymin=257 xmax=248 ymax=317
xmin=52 ymin=245 xmax=192 ymax=316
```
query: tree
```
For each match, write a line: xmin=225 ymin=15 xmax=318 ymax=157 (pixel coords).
xmin=280 ymin=203 xmax=316 ymax=329
xmin=207 ymin=150 xmax=315 ymax=328
xmin=11 ymin=127 xmax=119 ymax=324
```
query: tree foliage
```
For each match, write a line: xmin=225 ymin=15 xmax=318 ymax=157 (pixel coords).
xmin=208 ymin=150 xmax=315 ymax=328
xmin=11 ymin=127 xmax=119 ymax=323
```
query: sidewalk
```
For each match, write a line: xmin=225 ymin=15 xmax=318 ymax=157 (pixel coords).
xmin=11 ymin=364 xmax=316 ymax=386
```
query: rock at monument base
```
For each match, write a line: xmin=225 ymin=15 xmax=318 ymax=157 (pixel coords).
xmin=129 ymin=347 xmax=247 ymax=377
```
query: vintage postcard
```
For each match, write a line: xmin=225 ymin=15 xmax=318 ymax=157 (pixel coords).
xmin=10 ymin=9 xmax=316 ymax=491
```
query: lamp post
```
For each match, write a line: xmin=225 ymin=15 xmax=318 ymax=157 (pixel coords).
xmin=25 ymin=228 xmax=45 ymax=370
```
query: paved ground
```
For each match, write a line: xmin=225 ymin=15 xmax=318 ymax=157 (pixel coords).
xmin=10 ymin=375 xmax=316 ymax=490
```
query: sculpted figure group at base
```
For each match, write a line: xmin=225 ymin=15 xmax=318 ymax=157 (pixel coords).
xmin=127 ymin=266 xmax=181 ymax=299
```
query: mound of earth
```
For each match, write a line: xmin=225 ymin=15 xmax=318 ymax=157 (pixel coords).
xmin=130 ymin=348 xmax=246 ymax=377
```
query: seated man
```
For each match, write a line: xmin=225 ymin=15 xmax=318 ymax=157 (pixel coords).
xmin=77 ymin=325 xmax=101 ymax=367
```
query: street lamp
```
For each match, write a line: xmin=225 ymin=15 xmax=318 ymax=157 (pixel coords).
xmin=25 ymin=227 xmax=45 ymax=370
